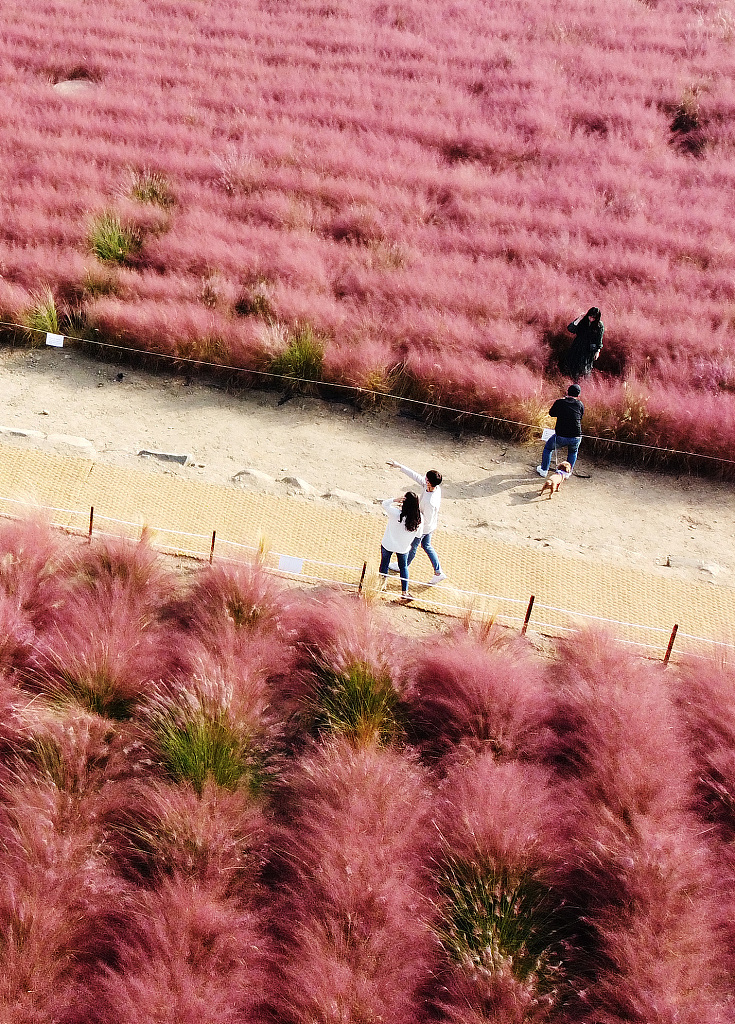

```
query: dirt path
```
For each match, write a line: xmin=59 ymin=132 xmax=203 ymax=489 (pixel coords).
xmin=1 ymin=344 xmax=733 ymax=591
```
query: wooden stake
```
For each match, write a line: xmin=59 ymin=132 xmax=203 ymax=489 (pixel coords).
xmin=521 ymin=594 xmax=535 ymax=635
xmin=663 ymin=623 xmax=678 ymax=665
xmin=209 ymin=530 xmax=216 ymax=564
xmin=358 ymin=561 xmax=367 ymax=594
xmin=88 ymin=506 xmax=94 ymax=540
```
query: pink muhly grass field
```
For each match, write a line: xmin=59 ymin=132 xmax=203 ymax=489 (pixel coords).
xmin=671 ymin=657 xmax=735 ymax=986
xmin=0 ymin=522 xmax=734 ymax=1016
xmin=83 ymin=877 xmax=271 ymax=1024
xmin=433 ymin=756 xmax=567 ymax=1023
xmin=3 ymin=0 xmax=735 ymax=461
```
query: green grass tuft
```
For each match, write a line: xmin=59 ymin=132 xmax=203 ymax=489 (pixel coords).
xmin=435 ymin=857 xmax=565 ymax=992
xmin=269 ymin=323 xmax=324 ymax=384
xmin=152 ymin=698 xmax=261 ymax=796
xmin=310 ymin=660 xmax=404 ymax=746
xmin=23 ymin=289 xmax=60 ymax=339
xmin=90 ymin=212 xmax=142 ymax=264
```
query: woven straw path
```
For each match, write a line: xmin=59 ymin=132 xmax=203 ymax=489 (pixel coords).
xmin=0 ymin=441 xmax=732 ymax=660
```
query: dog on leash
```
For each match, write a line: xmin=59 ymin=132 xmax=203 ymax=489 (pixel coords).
xmin=540 ymin=461 xmax=572 ymax=499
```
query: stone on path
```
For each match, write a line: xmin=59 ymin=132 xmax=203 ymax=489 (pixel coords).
xmin=138 ymin=449 xmax=190 ymax=466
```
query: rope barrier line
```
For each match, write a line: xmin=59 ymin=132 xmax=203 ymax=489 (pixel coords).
xmin=676 ymin=630 xmax=735 ymax=651
xmin=533 ymin=600 xmax=672 ymax=634
xmin=0 ymin=495 xmax=88 ymax=518
xmin=273 ymin=568 xmax=360 ymax=587
xmin=4 ymin=319 xmax=735 ymax=468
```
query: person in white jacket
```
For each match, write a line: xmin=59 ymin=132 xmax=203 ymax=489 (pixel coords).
xmin=379 ymin=490 xmax=423 ymax=601
xmin=386 ymin=461 xmax=447 ymax=584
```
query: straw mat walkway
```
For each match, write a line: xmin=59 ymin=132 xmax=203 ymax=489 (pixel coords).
xmin=0 ymin=441 xmax=732 ymax=660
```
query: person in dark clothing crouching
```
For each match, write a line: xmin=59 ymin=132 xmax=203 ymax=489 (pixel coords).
xmin=537 ymin=384 xmax=584 ymax=478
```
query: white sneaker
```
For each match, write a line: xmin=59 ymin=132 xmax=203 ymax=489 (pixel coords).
xmin=388 ymin=566 xmax=400 ymax=574
xmin=400 ymin=592 xmax=415 ymax=602
xmin=536 ymin=466 xmax=548 ymax=478
xmin=427 ymin=572 xmax=447 ymax=585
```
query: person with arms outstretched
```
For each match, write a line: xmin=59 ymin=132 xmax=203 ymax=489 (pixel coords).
xmin=386 ymin=461 xmax=446 ymax=584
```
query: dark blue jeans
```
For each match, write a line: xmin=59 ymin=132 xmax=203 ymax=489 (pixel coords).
xmin=407 ymin=532 xmax=441 ymax=573
xmin=541 ymin=434 xmax=581 ymax=472
xmin=380 ymin=546 xmax=409 ymax=593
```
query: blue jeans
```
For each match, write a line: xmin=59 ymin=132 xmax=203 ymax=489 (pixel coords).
xmin=407 ymin=533 xmax=441 ymax=573
xmin=541 ymin=434 xmax=581 ymax=472
xmin=380 ymin=546 xmax=409 ymax=593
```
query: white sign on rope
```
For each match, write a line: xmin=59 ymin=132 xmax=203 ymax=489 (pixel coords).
xmin=278 ymin=553 xmax=304 ymax=574
xmin=45 ymin=333 xmax=64 ymax=347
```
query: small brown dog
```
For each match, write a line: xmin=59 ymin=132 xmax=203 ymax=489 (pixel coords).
xmin=540 ymin=461 xmax=572 ymax=499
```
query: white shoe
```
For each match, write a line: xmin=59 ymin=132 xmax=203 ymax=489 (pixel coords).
xmin=378 ymin=574 xmax=388 ymax=591
xmin=400 ymin=592 xmax=415 ymax=602
xmin=536 ymin=466 xmax=548 ymax=478
xmin=427 ymin=572 xmax=447 ymax=585
xmin=388 ymin=566 xmax=400 ymax=574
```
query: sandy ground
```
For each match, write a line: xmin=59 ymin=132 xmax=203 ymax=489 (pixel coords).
xmin=1 ymin=343 xmax=734 ymax=593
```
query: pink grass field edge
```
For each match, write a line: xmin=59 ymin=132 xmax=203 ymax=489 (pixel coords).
xmin=3 ymin=0 xmax=735 ymax=464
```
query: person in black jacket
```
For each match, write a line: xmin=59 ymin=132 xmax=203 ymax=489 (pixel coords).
xmin=537 ymin=384 xmax=584 ymax=478
xmin=565 ymin=307 xmax=604 ymax=380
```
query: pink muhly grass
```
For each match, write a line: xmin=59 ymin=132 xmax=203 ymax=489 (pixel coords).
xmin=82 ymin=876 xmax=271 ymax=1024
xmin=403 ymin=631 xmax=552 ymax=763
xmin=21 ymin=533 xmax=180 ymax=718
xmin=542 ymin=630 xmax=692 ymax=819
xmin=165 ymin=560 xmax=288 ymax=644
xmin=0 ymin=591 xmax=38 ymax=677
xmin=24 ymin=581 xmax=171 ymax=720
xmin=542 ymin=631 xmax=730 ymax=1019
xmin=0 ymin=771 xmax=132 ymax=1022
xmin=0 ymin=516 xmax=67 ymax=632
xmin=156 ymin=562 xmax=294 ymax=746
xmin=16 ymin=704 xmax=149 ymax=801
xmin=432 ymin=755 xmax=568 ymax=1021
xmin=437 ymin=755 xmax=561 ymax=876
xmin=105 ymin=778 xmax=268 ymax=899
xmin=672 ymin=657 xmax=735 ymax=842
xmin=277 ymin=590 xmax=408 ymax=743
xmin=60 ymin=532 xmax=178 ymax=606
xmin=138 ymin=667 xmax=275 ymax=798
xmin=671 ymin=656 xmax=735 ymax=984
xmin=437 ymin=970 xmax=554 ymax=1024
xmin=268 ymin=737 xmax=438 ymax=1024
xmin=0 ymin=668 xmax=40 ymax=754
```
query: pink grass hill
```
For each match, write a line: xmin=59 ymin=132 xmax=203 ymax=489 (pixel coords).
xmin=2 ymin=0 xmax=735 ymax=463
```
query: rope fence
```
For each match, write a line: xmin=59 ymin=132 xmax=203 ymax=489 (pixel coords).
xmin=4 ymin=320 xmax=735 ymax=471
xmin=0 ymin=490 xmax=731 ymax=666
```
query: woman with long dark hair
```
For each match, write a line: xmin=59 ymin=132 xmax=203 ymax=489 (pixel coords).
xmin=565 ymin=306 xmax=604 ymax=380
xmin=378 ymin=490 xmax=423 ymax=602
